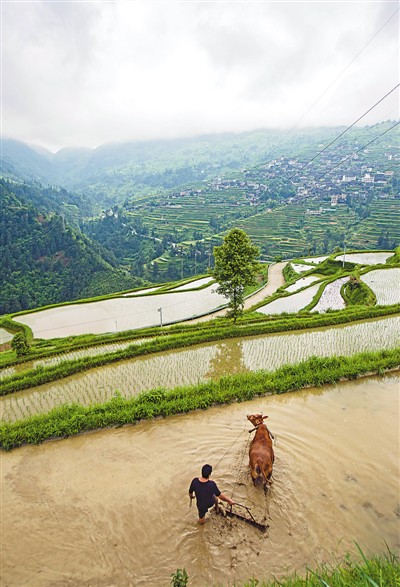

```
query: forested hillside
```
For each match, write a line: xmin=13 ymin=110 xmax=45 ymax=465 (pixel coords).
xmin=0 ymin=180 xmax=141 ymax=314
xmin=1 ymin=128 xmax=342 ymax=206
xmin=1 ymin=124 xmax=399 ymax=311
xmin=82 ymin=122 xmax=399 ymax=280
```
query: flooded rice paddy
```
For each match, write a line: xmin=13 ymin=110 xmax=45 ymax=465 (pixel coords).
xmin=171 ymin=277 xmax=215 ymax=291
xmin=301 ymin=255 xmax=328 ymax=264
xmin=0 ymin=339 xmax=146 ymax=381
xmin=285 ymin=276 xmax=319 ymax=292
xmin=311 ymin=277 xmax=349 ymax=313
xmin=1 ymin=315 xmax=399 ymax=422
xmin=17 ymin=284 xmax=228 ymax=339
xmin=1 ymin=374 xmax=399 ymax=587
xmin=258 ymin=284 xmax=321 ymax=314
xmin=335 ymin=252 xmax=392 ymax=265
xmin=290 ymin=263 xmax=315 ymax=273
xmin=361 ymin=268 xmax=400 ymax=305
xmin=0 ymin=328 xmax=13 ymax=344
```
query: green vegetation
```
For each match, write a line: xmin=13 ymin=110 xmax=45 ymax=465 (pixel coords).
xmin=342 ymin=275 xmax=376 ymax=306
xmin=212 ymin=228 xmax=260 ymax=322
xmin=388 ymin=245 xmax=400 ymax=265
xmin=236 ymin=546 xmax=399 ymax=586
xmin=2 ymin=125 xmax=399 ymax=312
xmin=10 ymin=331 xmax=30 ymax=356
xmin=1 ymin=305 xmax=399 ymax=396
xmin=0 ymin=180 xmax=143 ymax=314
xmin=170 ymin=568 xmax=189 ymax=587
xmin=169 ymin=547 xmax=400 ymax=587
xmin=1 ymin=348 xmax=398 ymax=450
xmin=2 ymin=130 xmax=399 ymax=587
xmin=282 ymin=263 xmax=299 ymax=283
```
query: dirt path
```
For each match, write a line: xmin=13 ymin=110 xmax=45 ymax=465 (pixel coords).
xmin=244 ymin=261 xmax=287 ymax=309
xmin=184 ymin=261 xmax=287 ymax=324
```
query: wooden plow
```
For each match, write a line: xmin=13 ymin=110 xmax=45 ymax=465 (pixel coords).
xmin=224 ymin=502 xmax=269 ymax=533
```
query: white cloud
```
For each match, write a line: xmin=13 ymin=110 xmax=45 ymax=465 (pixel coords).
xmin=2 ymin=0 xmax=399 ymax=151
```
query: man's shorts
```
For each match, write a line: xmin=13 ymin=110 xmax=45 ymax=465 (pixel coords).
xmin=198 ymin=496 xmax=217 ymax=518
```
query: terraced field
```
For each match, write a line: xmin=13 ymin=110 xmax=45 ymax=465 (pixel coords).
xmin=236 ymin=206 xmax=308 ymax=257
xmin=16 ymin=283 xmax=229 ymax=339
xmin=348 ymin=199 xmax=400 ymax=249
xmin=361 ymin=268 xmax=400 ymax=305
xmin=127 ymin=187 xmax=250 ymax=241
xmin=335 ymin=252 xmax=392 ymax=265
xmin=2 ymin=315 xmax=399 ymax=422
xmin=236 ymin=204 xmax=362 ymax=259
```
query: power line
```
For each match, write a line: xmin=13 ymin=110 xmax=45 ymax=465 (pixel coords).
xmin=290 ymin=7 xmax=400 ymax=129
xmin=256 ymin=6 xmax=400 ymax=167
xmin=312 ymin=120 xmax=400 ymax=182
xmin=288 ymin=83 xmax=400 ymax=181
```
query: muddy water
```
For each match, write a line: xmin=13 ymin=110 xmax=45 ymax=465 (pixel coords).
xmin=1 ymin=375 xmax=399 ymax=587
xmin=2 ymin=315 xmax=399 ymax=422
xmin=0 ymin=328 xmax=13 ymax=344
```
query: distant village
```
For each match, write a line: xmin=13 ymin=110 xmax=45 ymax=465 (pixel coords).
xmin=107 ymin=138 xmax=398 ymax=223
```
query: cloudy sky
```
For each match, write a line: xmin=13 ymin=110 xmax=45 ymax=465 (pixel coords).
xmin=2 ymin=0 xmax=399 ymax=151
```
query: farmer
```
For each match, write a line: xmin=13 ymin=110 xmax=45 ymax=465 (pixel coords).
xmin=189 ymin=464 xmax=234 ymax=524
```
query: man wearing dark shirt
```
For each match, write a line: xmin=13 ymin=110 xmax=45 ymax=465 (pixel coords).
xmin=189 ymin=464 xmax=234 ymax=524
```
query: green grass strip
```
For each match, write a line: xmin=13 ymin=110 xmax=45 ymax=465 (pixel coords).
xmin=238 ymin=544 xmax=399 ymax=586
xmin=1 ymin=348 xmax=399 ymax=450
xmin=1 ymin=305 xmax=399 ymax=395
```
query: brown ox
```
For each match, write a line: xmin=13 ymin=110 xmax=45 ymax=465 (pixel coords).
xmin=247 ymin=413 xmax=274 ymax=489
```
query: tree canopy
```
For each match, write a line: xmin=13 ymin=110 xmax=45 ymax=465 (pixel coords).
xmin=211 ymin=228 xmax=260 ymax=322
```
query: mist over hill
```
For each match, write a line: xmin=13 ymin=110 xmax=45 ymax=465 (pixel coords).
xmin=1 ymin=127 xmax=345 ymax=206
xmin=1 ymin=123 xmax=399 ymax=314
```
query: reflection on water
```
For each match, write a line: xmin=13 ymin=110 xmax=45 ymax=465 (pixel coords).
xmin=206 ymin=339 xmax=250 ymax=379
xmin=1 ymin=315 xmax=399 ymax=422
xmin=1 ymin=375 xmax=399 ymax=587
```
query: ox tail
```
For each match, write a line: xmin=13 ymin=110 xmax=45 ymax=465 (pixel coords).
xmin=256 ymin=465 xmax=272 ymax=486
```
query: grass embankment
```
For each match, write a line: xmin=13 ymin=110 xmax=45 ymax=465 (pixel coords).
xmin=238 ymin=546 xmax=399 ymax=587
xmin=1 ymin=348 xmax=399 ymax=450
xmin=1 ymin=304 xmax=399 ymax=396
xmin=342 ymin=279 xmax=376 ymax=306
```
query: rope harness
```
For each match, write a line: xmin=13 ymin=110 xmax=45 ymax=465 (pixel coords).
xmin=190 ymin=421 xmax=275 ymax=532
xmin=248 ymin=422 xmax=276 ymax=443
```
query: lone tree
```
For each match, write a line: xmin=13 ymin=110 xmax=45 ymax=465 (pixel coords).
xmin=212 ymin=228 xmax=260 ymax=322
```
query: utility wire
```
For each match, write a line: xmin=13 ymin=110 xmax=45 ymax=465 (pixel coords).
xmin=290 ymin=7 xmax=400 ymax=129
xmin=288 ymin=83 xmax=400 ymax=180
xmin=313 ymin=120 xmax=400 ymax=182
xmin=256 ymin=6 xmax=400 ymax=167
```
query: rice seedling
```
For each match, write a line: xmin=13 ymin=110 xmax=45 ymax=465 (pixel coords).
xmin=335 ymin=252 xmax=393 ymax=266
xmin=1 ymin=347 xmax=399 ymax=449
xmin=2 ymin=306 xmax=400 ymax=397
xmin=361 ymin=269 xmax=400 ymax=305
xmin=1 ymin=318 xmax=399 ymax=424
xmin=257 ymin=284 xmax=321 ymax=314
xmin=311 ymin=277 xmax=349 ymax=312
